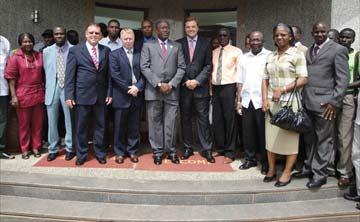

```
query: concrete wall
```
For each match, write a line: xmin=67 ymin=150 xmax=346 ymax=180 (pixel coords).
xmin=2 ymin=0 xmax=357 ymax=51
xmin=0 ymin=0 xmax=334 ymax=49
xmin=0 ymin=0 xmax=94 ymax=49
xmin=331 ymin=0 xmax=360 ymax=51
xmin=96 ymin=0 xmax=332 ymax=50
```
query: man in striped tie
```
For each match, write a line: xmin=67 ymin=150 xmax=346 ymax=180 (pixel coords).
xmin=65 ymin=23 xmax=112 ymax=166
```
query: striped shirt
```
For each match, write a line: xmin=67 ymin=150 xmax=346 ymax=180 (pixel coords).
xmin=263 ymin=46 xmax=308 ymax=102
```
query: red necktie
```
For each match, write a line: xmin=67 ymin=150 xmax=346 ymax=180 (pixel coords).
xmin=91 ymin=47 xmax=99 ymax=69
xmin=161 ymin=42 xmax=167 ymax=58
xmin=189 ymin=39 xmax=195 ymax=62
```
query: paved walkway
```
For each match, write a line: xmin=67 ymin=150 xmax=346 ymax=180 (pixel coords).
xmin=0 ymin=152 xmax=265 ymax=181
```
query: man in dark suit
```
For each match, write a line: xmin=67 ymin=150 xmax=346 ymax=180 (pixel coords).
xmin=176 ymin=16 xmax=214 ymax=163
xmin=293 ymin=22 xmax=349 ymax=188
xmin=65 ymin=23 xmax=112 ymax=166
xmin=141 ymin=19 xmax=186 ymax=165
xmin=109 ymin=28 xmax=145 ymax=164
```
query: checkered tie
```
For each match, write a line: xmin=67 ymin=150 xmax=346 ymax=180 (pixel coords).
xmin=56 ymin=48 xmax=65 ymax=88
xmin=91 ymin=47 xmax=99 ymax=69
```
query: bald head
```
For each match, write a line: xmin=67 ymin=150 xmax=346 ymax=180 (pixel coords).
xmin=312 ymin=21 xmax=328 ymax=45
xmin=249 ymin=31 xmax=264 ymax=55
xmin=312 ymin=22 xmax=328 ymax=32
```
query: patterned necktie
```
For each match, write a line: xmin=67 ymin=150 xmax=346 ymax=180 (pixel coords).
xmin=56 ymin=48 xmax=65 ymax=88
xmin=161 ymin=42 xmax=167 ymax=58
xmin=216 ymin=47 xmax=224 ymax=85
xmin=189 ymin=39 xmax=195 ymax=62
xmin=127 ymin=50 xmax=137 ymax=84
xmin=91 ymin=47 xmax=99 ymax=69
xmin=312 ymin=46 xmax=320 ymax=61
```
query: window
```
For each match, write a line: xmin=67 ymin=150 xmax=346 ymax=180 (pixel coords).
xmin=95 ymin=3 xmax=147 ymax=39
xmin=187 ymin=9 xmax=237 ymax=45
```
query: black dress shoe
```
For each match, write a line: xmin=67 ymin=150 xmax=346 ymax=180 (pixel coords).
xmin=0 ymin=151 xmax=15 ymax=159
xmin=274 ymin=178 xmax=291 ymax=187
xmin=130 ymin=154 xmax=139 ymax=163
xmin=344 ymin=192 xmax=360 ymax=202
xmin=306 ymin=178 xmax=327 ymax=188
xmin=292 ymin=170 xmax=313 ymax=179
xmin=47 ymin=152 xmax=58 ymax=161
xmin=263 ymin=174 xmax=277 ymax=183
xmin=239 ymin=161 xmax=257 ymax=170
xmin=96 ymin=157 xmax=107 ymax=164
xmin=168 ymin=155 xmax=180 ymax=164
xmin=154 ymin=156 xmax=162 ymax=165
xmin=201 ymin=151 xmax=215 ymax=163
xmin=261 ymin=165 xmax=269 ymax=175
xmin=115 ymin=156 xmax=125 ymax=164
xmin=65 ymin=151 xmax=75 ymax=161
xmin=75 ymin=159 xmax=85 ymax=166
xmin=181 ymin=149 xmax=194 ymax=160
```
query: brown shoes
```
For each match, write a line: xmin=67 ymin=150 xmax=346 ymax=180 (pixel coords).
xmin=338 ymin=177 xmax=351 ymax=187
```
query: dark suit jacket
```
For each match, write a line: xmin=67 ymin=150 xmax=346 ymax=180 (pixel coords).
xmin=134 ymin=36 xmax=155 ymax=52
xmin=109 ymin=47 xmax=145 ymax=109
xmin=65 ymin=42 xmax=112 ymax=105
xmin=303 ymin=40 xmax=349 ymax=113
xmin=176 ymin=36 xmax=212 ymax=98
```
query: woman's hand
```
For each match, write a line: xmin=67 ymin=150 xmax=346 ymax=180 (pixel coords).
xmin=262 ymin=99 xmax=270 ymax=112
xmin=10 ymin=96 xmax=19 ymax=108
xmin=271 ymin=87 xmax=282 ymax=103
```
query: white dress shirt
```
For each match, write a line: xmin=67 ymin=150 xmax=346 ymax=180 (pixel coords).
xmin=86 ymin=41 xmax=99 ymax=63
xmin=124 ymin=47 xmax=137 ymax=84
xmin=0 ymin=35 xmax=10 ymax=96
xmin=237 ymin=47 xmax=271 ymax=109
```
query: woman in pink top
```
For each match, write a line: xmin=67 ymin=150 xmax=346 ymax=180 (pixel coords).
xmin=5 ymin=33 xmax=45 ymax=159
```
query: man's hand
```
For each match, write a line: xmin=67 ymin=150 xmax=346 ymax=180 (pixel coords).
xmin=66 ymin=99 xmax=76 ymax=109
xmin=10 ymin=96 xmax=19 ymax=108
xmin=236 ymin=101 xmax=242 ymax=115
xmin=105 ymin=97 xmax=112 ymax=105
xmin=185 ymin=80 xmax=199 ymax=90
xmin=321 ymin=103 xmax=336 ymax=120
xmin=271 ymin=87 xmax=282 ymax=103
xmin=128 ymin=85 xmax=139 ymax=97
xmin=160 ymin=83 xmax=172 ymax=94
xmin=262 ymin=99 xmax=270 ymax=112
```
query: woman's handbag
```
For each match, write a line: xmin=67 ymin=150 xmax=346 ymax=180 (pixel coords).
xmin=269 ymin=80 xmax=313 ymax=133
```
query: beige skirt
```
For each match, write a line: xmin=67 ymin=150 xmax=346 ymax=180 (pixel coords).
xmin=265 ymin=100 xmax=299 ymax=155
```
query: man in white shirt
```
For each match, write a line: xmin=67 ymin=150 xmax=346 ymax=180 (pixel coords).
xmin=99 ymin=19 xmax=122 ymax=51
xmin=0 ymin=35 xmax=14 ymax=159
xmin=236 ymin=31 xmax=270 ymax=174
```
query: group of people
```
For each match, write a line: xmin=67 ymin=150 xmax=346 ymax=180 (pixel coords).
xmin=0 ymin=16 xmax=359 ymax=207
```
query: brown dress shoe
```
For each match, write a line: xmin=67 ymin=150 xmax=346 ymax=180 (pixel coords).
xmin=338 ymin=177 xmax=351 ymax=187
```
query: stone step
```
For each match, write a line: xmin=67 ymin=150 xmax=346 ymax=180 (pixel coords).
xmin=0 ymin=171 xmax=348 ymax=205
xmin=0 ymin=195 xmax=359 ymax=222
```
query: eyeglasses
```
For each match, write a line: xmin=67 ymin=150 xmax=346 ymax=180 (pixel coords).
xmin=88 ymin=31 xmax=100 ymax=35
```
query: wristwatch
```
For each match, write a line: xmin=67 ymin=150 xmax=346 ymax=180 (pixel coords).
xmin=158 ymin=83 xmax=162 ymax=87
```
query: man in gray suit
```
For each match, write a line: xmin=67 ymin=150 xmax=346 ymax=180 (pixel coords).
xmin=293 ymin=22 xmax=349 ymax=188
xmin=141 ymin=19 xmax=186 ymax=165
